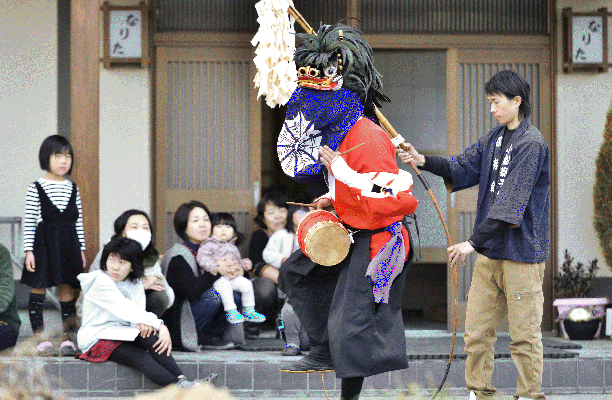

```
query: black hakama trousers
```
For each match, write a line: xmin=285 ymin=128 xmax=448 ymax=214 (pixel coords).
xmin=279 ymin=224 xmax=413 ymax=378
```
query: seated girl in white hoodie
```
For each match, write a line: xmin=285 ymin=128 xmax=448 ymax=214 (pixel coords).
xmin=77 ymin=237 xmax=216 ymax=388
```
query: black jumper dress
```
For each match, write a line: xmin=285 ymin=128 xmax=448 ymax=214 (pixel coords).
xmin=279 ymin=219 xmax=414 ymax=378
xmin=21 ymin=182 xmax=83 ymax=289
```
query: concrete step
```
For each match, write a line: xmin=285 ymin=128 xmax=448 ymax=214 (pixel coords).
xmin=2 ymin=348 xmax=611 ymax=398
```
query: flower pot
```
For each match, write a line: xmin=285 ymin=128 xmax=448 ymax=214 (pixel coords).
xmin=562 ymin=319 xmax=601 ymax=341
xmin=552 ymin=297 xmax=609 ymax=339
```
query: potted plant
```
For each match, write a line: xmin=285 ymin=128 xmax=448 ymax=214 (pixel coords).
xmin=562 ymin=306 xmax=604 ymax=340
xmin=552 ymin=249 xmax=608 ymax=339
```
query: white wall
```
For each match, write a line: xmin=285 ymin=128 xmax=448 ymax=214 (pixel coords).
xmin=0 ymin=0 xmax=57 ymax=253
xmin=98 ymin=67 xmax=151 ymax=246
xmin=556 ymin=0 xmax=612 ymax=277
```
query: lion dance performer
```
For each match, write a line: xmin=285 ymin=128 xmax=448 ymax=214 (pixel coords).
xmin=276 ymin=23 xmax=419 ymax=400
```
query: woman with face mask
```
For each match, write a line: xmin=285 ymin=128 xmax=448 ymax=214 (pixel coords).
xmin=89 ymin=210 xmax=174 ymax=317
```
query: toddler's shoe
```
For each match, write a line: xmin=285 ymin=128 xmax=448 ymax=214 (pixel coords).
xmin=36 ymin=340 xmax=58 ymax=357
xmin=59 ymin=340 xmax=78 ymax=357
xmin=242 ymin=306 xmax=266 ymax=323
xmin=226 ymin=308 xmax=244 ymax=324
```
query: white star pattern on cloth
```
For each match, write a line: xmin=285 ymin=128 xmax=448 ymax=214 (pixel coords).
xmin=490 ymin=182 xmax=496 ymax=192
xmin=499 ymin=178 xmax=505 ymax=187
xmin=493 ymin=158 xmax=499 ymax=170
xmin=500 ymin=166 xmax=508 ymax=178
xmin=496 ymin=136 xmax=503 ymax=147
xmin=277 ymin=112 xmax=323 ymax=177
xmin=508 ymin=144 xmax=513 ymax=152
xmin=502 ymin=154 xmax=510 ymax=166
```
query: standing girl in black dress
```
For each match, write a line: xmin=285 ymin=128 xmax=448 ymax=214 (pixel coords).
xmin=22 ymin=135 xmax=86 ymax=356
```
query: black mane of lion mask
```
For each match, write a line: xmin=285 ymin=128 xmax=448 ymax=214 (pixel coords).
xmin=294 ymin=22 xmax=390 ymax=122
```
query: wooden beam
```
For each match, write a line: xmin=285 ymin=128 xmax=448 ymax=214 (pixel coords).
xmin=70 ymin=0 xmax=100 ymax=269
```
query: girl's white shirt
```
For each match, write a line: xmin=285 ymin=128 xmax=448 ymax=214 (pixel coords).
xmin=262 ymin=228 xmax=298 ymax=269
xmin=77 ymin=270 xmax=163 ymax=353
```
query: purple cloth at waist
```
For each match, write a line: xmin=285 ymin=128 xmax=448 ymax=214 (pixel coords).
xmin=365 ymin=221 xmax=405 ymax=304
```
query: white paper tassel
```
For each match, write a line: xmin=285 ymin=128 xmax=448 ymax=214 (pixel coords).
xmin=252 ymin=0 xmax=298 ymax=108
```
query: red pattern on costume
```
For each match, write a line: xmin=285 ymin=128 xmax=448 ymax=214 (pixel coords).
xmin=330 ymin=117 xmax=418 ymax=260
xmin=76 ymin=339 xmax=123 ymax=362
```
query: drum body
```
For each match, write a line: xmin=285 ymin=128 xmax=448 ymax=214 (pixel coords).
xmin=297 ymin=210 xmax=350 ymax=266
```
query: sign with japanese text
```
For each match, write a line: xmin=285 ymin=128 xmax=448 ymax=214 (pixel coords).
xmin=571 ymin=16 xmax=603 ymax=64
xmin=562 ymin=7 xmax=610 ymax=73
xmin=109 ymin=10 xmax=142 ymax=58
xmin=101 ymin=2 xmax=149 ymax=68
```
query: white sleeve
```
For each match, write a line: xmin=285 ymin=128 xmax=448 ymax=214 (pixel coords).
xmin=84 ymin=274 xmax=162 ymax=330
xmin=23 ymin=183 xmax=40 ymax=252
xmin=262 ymin=231 xmax=285 ymax=269
xmin=329 ymin=156 xmax=414 ymax=199
xmin=75 ymin=186 xmax=86 ymax=250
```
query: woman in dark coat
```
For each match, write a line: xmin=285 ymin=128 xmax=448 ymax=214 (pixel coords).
xmin=161 ymin=201 xmax=244 ymax=351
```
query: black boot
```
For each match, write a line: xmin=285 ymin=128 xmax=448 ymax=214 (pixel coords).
xmin=280 ymin=341 xmax=334 ymax=373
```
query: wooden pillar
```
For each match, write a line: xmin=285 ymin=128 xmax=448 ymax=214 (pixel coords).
xmin=70 ymin=0 xmax=100 ymax=268
xmin=346 ymin=0 xmax=361 ymax=30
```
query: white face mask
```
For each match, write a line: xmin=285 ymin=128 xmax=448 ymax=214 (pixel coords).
xmin=126 ymin=229 xmax=152 ymax=251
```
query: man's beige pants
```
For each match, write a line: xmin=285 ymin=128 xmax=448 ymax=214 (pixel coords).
xmin=464 ymin=254 xmax=546 ymax=400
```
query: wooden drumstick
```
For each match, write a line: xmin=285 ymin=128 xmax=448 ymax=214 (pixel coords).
xmin=338 ymin=143 xmax=365 ymax=156
xmin=286 ymin=201 xmax=314 ymax=208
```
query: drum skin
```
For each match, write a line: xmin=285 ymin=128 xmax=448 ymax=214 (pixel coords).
xmin=297 ymin=210 xmax=350 ymax=266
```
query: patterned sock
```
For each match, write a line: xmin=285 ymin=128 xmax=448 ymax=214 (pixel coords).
xmin=60 ymin=300 xmax=77 ymax=339
xmin=29 ymin=292 xmax=46 ymax=335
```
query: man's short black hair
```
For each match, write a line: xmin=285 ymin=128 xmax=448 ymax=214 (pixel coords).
xmin=211 ymin=212 xmax=245 ymax=246
xmin=254 ymin=191 xmax=288 ymax=229
xmin=484 ymin=70 xmax=531 ymax=119
xmin=100 ymin=237 xmax=145 ymax=282
xmin=39 ymin=135 xmax=74 ymax=175
xmin=173 ymin=200 xmax=211 ymax=242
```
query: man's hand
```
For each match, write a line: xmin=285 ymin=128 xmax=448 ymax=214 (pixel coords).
xmin=447 ymin=241 xmax=475 ymax=267
xmin=25 ymin=251 xmax=35 ymax=272
xmin=311 ymin=197 xmax=332 ymax=211
xmin=318 ymin=145 xmax=341 ymax=171
xmin=396 ymin=143 xmax=425 ymax=167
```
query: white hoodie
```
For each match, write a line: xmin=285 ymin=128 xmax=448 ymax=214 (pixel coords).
xmin=77 ymin=270 xmax=163 ymax=352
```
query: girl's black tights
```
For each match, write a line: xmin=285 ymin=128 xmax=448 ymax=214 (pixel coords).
xmin=341 ymin=376 xmax=364 ymax=400
xmin=108 ymin=334 xmax=183 ymax=387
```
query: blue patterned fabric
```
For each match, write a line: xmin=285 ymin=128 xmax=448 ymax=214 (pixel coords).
xmin=277 ymin=87 xmax=363 ymax=182
xmin=365 ymin=222 xmax=405 ymax=304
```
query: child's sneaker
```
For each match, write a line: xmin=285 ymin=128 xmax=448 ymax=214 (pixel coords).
xmin=36 ymin=341 xmax=58 ymax=357
xmin=59 ymin=340 xmax=78 ymax=357
xmin=226 ymin=308 xmax=244 ymax=324
xmin=242 ymin=306 xmax=266 ymax=323
xmin=281 ymin=343 xmax=301 ymax=356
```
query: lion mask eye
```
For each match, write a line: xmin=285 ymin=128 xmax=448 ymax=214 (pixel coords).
xmin=324 ymin=64 xmax=338 ymax=77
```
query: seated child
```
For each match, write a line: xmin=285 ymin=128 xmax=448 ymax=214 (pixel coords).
xmin=77 ymin=237 xmax=215 ymax=387
xmin=262 ymin=205 xmax=308 ymax=268
xmin=197 ymin=213 xmax=266 ymax=325
xmin=263 ymin=205 xmax=310 ymax=356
